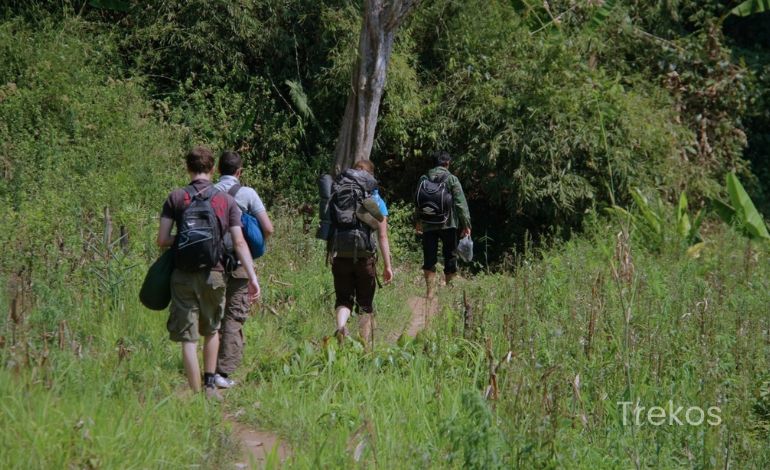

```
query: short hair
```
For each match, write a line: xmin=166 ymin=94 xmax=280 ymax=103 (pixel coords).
xmin=434 ymin=150 xmax=451 ymax=166
xmin=218 ymin=151 xmax=242 ymax=176
xmin=353 ymin=160 xmax=375 ymax=175
xmin=186 ymin=146 xmax=215 ymax=174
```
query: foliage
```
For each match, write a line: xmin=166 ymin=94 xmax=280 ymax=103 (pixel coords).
xmin=713 ymin=172 xmax=770 ymax=241
xmin=730 ymin=0 xmax=770 ymax=17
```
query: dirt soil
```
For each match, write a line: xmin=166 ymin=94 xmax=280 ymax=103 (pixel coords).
xmin=405 ymin=296 xmax=439 ymax=337
xmin=228 ymin=417 xmax=290 ymax=469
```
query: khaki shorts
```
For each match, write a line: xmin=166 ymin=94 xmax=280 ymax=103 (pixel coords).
xmin=167 ymin=269 xmax=226 ymax=342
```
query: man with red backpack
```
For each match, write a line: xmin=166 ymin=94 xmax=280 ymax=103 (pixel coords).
xmin=156 ymin=146 xmax=260 ymax=399
xmin=415 ymin=151 xmax=472 ymax=299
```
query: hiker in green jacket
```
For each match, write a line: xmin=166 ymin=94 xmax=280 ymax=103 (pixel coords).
xmin=415 ymin=151 xmax=471 ymax=299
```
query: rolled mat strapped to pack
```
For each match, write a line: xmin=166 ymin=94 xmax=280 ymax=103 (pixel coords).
xmin=139 ymin=249 xmax=175 ymax=310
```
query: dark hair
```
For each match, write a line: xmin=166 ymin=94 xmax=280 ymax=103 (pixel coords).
xmin=434 ymin=150 xmax=452 ymax=167
xmin=186 ymin=146 xmax=215 ymax=174
xmin=218 ymin=151 xmax=242 ymax=176
xmin=353 ymin=160 xmax=375 ymax=175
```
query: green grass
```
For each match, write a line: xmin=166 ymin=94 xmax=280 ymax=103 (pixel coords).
xmin=3 ymin=210 xmax=770 ymax=468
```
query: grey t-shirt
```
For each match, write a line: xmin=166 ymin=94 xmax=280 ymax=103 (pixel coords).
xmin=214 ymin=175 xmax=266 ymax=218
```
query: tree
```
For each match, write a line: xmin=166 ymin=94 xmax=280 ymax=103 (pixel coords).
xmin=332 ymin=0 xmax=420 ymax=174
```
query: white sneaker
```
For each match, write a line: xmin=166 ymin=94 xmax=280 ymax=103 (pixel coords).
xmin=213 ymin=374 xmax=236 ymax=389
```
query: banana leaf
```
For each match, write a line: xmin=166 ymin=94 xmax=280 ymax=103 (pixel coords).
xmin=726 ymin=172 xmax=770 ymax=240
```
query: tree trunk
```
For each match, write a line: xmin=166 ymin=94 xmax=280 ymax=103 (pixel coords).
xmin=332 ymin=0 xmax=420 ymax=175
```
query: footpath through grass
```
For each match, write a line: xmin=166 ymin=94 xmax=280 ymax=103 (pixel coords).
xmin=2 ymin=213 xmax=770 ymax=468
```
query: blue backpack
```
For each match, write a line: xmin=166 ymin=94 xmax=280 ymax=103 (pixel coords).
xmin=225 ymin=184 xmax=266 ymax=259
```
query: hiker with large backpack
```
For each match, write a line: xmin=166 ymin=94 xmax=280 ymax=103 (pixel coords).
xmin=212 ymin=150 xmax=274 ymax=389
xmin=415 ymin=151 xmax=472 ymax=299
xmin=321 ymin=160 xmax=393 ymax=347
xmin=156 ymin=146 xmax=260 ymax=399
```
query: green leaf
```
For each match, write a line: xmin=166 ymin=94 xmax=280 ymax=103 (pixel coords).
xmin=676 ymin=192 xmax=691 ymax=239
xmin=630 ymin=188 xmax=662 ymax=236
xmin=590 ymin=0 xmax=618 ymax=27
xmin=726 ymin=172 xmax=770 ymax=240
xmin=285 ymin=80 xmax=316 ymax=122
xmin=689 ymin=209 xmax=705 ymax=243
xmin=730 ymin=0 xmax=770 ymax=17
xmin=711 ymin=199 xmax=736 ymax=225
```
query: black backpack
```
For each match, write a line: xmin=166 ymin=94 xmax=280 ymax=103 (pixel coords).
xmin=174 ymin=185 xmax=223 ymax=271
xmin=329 ymin=169 xmax=378 ymax=259
xmin=416 ymin=172 xmax=453 ymax=224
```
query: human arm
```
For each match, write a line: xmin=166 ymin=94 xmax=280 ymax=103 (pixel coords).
xmin=230 ymin=226 xmax=261 ymax=301
xmin=248 ymin=189 xmax=274 ymax=239
xmin=255 ymin=211 xmax=274 ymax=240
xmin=156 ymin=217 xmax=175 ymax=248
xmin=377 ymin=217 xmax=394 ymax=284
xmin=450 ymin=176 xmax=472 ymax=237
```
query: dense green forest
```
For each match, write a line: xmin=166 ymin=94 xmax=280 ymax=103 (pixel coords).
xmin=1 ymin=0 xmax=769 ymax=468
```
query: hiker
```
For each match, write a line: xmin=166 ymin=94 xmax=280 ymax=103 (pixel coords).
xmin=212 ymin=150 xmax=274 ymax=389
xmin=329 ymin=160 xmax=393 ymax=346
xmin=415 ymin=150 xmax=471 ymax=298
xmin=156 ymin=146 xmax=260 ymax=399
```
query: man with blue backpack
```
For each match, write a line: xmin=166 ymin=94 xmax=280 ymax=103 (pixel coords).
xmin=213 ymin=151 xmax=274 ymax=388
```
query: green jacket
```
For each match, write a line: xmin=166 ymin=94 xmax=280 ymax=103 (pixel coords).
xmin=419 ymin=166 xmax=472 ymax=232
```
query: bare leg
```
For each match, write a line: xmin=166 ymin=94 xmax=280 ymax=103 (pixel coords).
xmin=423 ymin=270 xmax=436 ymax=299
xmin=335 ymin=306 xmax=351 ymax=343
xmin=336 ymin=306 xmax=351 ymax=331
xmin=445 ymin=272 xmax=457 ymax=286
xmin=182 ymin=342 xmax=201 ymax=392
xmin=202 ymin=333 xmax=219 ymax=375
xmin=359 ymin=313 xmax=375 ymax=349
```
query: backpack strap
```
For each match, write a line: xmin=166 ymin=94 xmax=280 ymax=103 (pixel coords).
xmin=431 ymin=172 xmax=450 ymax=184
xmin=185 ymin=184 xmax=216 ymax=202
xmin=227 ymin=184 xmax=242 ymax=198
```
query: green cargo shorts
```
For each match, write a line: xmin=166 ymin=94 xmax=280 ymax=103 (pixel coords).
xmin=167 ymin=269 xmax=226 ymax=342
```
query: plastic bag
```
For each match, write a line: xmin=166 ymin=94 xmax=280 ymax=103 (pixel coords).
xmin=456 ymin=235 xmax=473 ymax=262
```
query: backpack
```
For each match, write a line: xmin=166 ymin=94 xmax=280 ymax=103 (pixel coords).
xmin=416 ymin=171 xmax=453 ymax=224
xmin=329 ymin=169 xmax=379 ymax=259
xmin=222 ymin=184 xmax=266 ymax=271
xmin=174 ymin=185 xmax=223 ymax=271
xmin=226 ymin=184 xmax=266 ymax=258
xmin=316 ymin=174 xmax=334 ymax=241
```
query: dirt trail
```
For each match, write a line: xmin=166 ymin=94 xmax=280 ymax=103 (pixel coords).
xmin=403 ymin=296 xmax=439 ymax=338
xmin=227 ymin=415 xmax=290 ymax=469
xmin=225 ymin=294 xmax=435 ymax=467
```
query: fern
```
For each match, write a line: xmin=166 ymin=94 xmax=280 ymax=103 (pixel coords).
xmin=285 ymin=79 xmax=316 ymax=122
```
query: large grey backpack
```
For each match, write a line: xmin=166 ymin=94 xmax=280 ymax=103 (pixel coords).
xmin=329 ymin=169 xmax=378 ymax=259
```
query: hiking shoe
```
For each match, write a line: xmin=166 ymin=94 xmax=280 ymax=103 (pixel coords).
xmin=204 ymin=385 xmax=224 ymax=402
xmin=213 ymin=374 xmax=236 ymax=389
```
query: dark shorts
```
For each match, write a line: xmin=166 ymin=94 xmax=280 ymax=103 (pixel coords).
xmin=421 ymin=228 xmax=458 ymax=274
xmin=331 ymin=256 xmax=376 ymax=314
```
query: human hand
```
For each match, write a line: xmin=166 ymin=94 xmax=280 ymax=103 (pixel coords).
xmin=415 ymin=221 xmax=423 ymax=235
xmin=382 ymin=266 xmax=394 ymax=285
xmin=248 ymin=278 xmax=261 ymax=303
xmin=460 ymin=227 xmax=471 ymax=238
